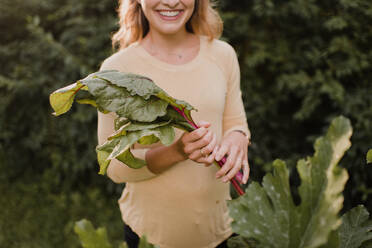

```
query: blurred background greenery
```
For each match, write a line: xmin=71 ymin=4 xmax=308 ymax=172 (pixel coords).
xmin=0 ymin=0 xmax=371 ymax=247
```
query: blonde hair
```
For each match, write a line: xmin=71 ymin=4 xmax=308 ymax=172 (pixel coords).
xmin=112 ymin=0 xmax=223 ymax=50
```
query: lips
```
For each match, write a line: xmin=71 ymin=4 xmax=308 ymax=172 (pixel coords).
xmin=156 ymin=9 xmax=184 ymax=20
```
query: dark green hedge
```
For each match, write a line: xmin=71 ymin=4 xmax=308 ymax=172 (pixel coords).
xmin=220 ymin=0 xmax=372 ymax=210
xmin=0 ymin=0 xmax=371 ymax=246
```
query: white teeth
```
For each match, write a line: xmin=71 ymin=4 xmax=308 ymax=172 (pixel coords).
xmin=159 ymin=11 xmax=180 ymax=17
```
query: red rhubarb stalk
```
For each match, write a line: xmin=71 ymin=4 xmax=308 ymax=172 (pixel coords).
xmin=172 ymin=106 xmax=245 ymax=196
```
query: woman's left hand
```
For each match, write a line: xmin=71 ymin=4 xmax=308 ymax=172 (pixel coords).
xmin=214 ymin=131 xmax=250 ymax=184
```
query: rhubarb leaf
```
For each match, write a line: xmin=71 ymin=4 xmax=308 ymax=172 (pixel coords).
xmin=116 ymin=149 xmax=147 ymax=169
xmin=93 ymin=71 xmax=160 ymax=100
xmin=114 ymin=117 xmax=130 ymax=131
xmin=50 ymin=70 xmax=196 ymax=175
xmin=81 ymin=76 xmax=168 ymax=122
xmin=77 ymin=98 xmax=109 ymax=114
xmin=107 ymin=126 xmax=174 ymax=160
xmin=109 ymin=120 xmax=172 ymax=140
xmin=86 ymin=70 xmax=196 ymax=122
xmin=97 ymin=125 xmax=174 ymax=173
xmin=367 ymin=149 xmax=372 ymax=164
xmin=93 ymin=70 xmax=196 ymax=111
xmin=228 ymin=116 xmax=352 ymax=248
xmin=162 ymin=106 xmax=194 ymax=131
xmin=96 ymin=138 xmax=120 ymax=175
xmin=49 ymin=81 xmax=88 ymax=116
xmin=339 ymin=205 xmax=372 ymax=248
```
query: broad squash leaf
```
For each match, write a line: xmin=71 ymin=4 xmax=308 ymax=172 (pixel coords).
xmin=74 ymin=219 xmax=158 ymax=248
xmin=338 ymin=205 xmax=372 ymax=248
xmin=139 ymin=236 xmax=160 ymax=248
xmin=228 ymin=116 xmax=352 ymax=248
xmin=227 ymin=235 xmax=256 ymax=248
xmin=74 ymin=219 xmax=112 ymax=248
xmin=367 ymin=149 xmax=372 ymax=164
xmin=318 ymin=230 xmax=340 ymax=248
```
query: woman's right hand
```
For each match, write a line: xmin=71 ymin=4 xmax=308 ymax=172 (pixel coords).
xmin=175 ymin=121 xmax=218 ymax=166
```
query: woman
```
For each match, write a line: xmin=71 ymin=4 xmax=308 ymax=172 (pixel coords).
xmin=97 ymin=0 xmax=251 ymax=247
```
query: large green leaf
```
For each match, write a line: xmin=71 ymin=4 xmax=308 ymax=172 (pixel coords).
xmin=74 ymin=219 xmax=112 ymax=248
xmin=109 ymin=120 xmax=172 ymax=140
xmin=96 ymin=138 xmax=120 ymax=175
xmin=367 ymin=149 xmax=372 ymax=164
xmin=80 ymin=75 xmax=168 ymax=122
xmin=74 ymin=219 xmax=159 ymax=248
xmin=107 ymin=125 xmax=175 ymax=160
xmin=89 ymin=70 xmax=196 ymax=122
xmin=96 ymin=125 xmax=174 ymax=174
xmin=227 ymin=235 xmax=256 ymax=248
xmin=228 ymin=116 xmax=352 ymax=248
xmin=92 ymin=70 xmax=161 ymax=100
xmin=49 ymin=81 xmax=88 ymax=116
xmin=139 ymin=236 xmax=160 ymax=248
xmin=338 ymin=205 xmax=372 ymax=248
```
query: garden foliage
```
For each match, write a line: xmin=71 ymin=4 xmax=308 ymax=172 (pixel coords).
xmin=0 ymin=0 xmax=371 ymax=246
xmin=228 ymin=116 xmax=352 ymax=247
xmin=220 ymin=0 xmax=372 ymax=210
xmin=74 ymin=219 xmax=159 ymax=248
xmin=338 ymin=205 xmax=372 ymax=248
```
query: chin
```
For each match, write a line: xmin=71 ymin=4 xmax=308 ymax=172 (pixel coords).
xmin=154 ymin=24 xmax=187 ymax=35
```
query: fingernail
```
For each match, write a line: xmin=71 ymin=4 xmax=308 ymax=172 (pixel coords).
xmin=222 ymin=177 xmax=228 ymax=183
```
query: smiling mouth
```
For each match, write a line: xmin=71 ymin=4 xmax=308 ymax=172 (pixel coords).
xmin=158 ymin=10 xmax=183 ymax=17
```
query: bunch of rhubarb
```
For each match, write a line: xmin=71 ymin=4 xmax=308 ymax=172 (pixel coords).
xmin=49 ymin=70 xmax=245 ymax=195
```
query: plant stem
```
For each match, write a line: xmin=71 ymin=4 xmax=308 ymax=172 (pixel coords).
xmin=172 ymin=106 xmax=245 ymax=196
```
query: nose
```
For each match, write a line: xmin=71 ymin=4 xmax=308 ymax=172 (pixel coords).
xmin=161 ymin=0 xmax=180 ymax=8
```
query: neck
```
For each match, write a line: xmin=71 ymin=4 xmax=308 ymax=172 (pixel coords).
xmin=145 ymin=29 xmax=192 ymax=53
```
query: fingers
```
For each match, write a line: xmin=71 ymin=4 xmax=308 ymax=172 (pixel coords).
xmin=187 ymin=130 xmax=213 ymax=159
xmin=198 ymin=145 xmax=218 ymax=166
xmin=196 ymin=120 xmax=210 ymax=129
xmin=200 ymin=132 xmax=217 ymax=157
xmin=215 ymin=146 xmax=238 ymax=179
xmin=223 ymin=150 xmax=243 ymax=182
xmin=182 ymin=127 xmax=208 ymax=144
xmin=215 ymin=144 xmax=229 ymax=162
xmin=182 ymin=119 xmax=211 ymax=144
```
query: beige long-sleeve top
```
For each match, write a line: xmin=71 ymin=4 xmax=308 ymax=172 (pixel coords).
xmin=97 ymin=36 xmax=250 ymax=248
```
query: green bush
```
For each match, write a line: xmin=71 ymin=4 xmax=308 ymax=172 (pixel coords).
xmin=219 ymin=0 xmax=372 ymax=211
xmin=0 ymin=0 xmax=371 ymax=246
